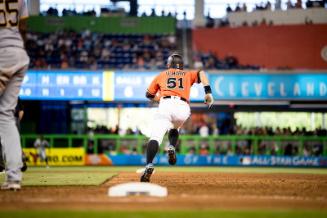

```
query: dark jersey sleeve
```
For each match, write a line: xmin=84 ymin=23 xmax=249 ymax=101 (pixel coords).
xmin=14 ymin=98 xmax=24 ymax=118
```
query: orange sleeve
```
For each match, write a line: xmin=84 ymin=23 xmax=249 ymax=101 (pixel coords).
xmin=190 ymin=70 xmax=200 ymax=84
xmin=147 ymin=75 xmax=160 ymax=95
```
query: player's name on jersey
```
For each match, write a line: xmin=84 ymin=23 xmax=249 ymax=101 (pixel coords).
xmin=165 ymin=70 xmax=186 ymax=76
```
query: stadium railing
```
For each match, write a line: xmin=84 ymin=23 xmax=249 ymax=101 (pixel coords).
xmin=21 ymin=134 xmax=327 ymax=157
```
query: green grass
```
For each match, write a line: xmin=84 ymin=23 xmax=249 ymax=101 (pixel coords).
xmin=0 ymin=210 xmax=326 ymax=218
xmin=0 ymin=168 xmax=116 ymax=186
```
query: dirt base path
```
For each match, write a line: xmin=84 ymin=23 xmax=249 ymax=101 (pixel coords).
xmin=1 ymin=172 xmax=326 ymax=210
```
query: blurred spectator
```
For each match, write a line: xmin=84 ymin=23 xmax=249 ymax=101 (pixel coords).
xmin=87 ymin=140 xmax=94 ymax=154
xmin=199 ymin=124 xmax=209 ymax=137
xmin=193 ymin=52 xmax=260 ymax=70
xmin=199 ymin=143 xmax=210 ymax=155
xmin=86 ymin=121 xmax=326 ymax=156
xmin=205 ymin=12 xmax=215 ymax=28
xmin=62 ymin=8 xmax=77 ymax=16
xmin=188 ymin=146 xmax=196 ymax=154
xmin=183 ymin=11 xmax=187 ymax=20
xmin=26 ymin=30 xmax=176 ymax=70
xmin=235 ymin=3 xmax=242 ymax=12
xmin=193 ymin=55 xmax=203 ymax=70
xmin=275 ymin=0 xmax=282 ymax=9
xmin=216 ymin=18 xmax=230 ymax=27
xmin=150 ymin=8 xmax=156 ymax=16
xmin=284 ymin=143 xmax=297 ymax=155
xmin=295 ymin=0 xmax=303 ymax=8
xmin=224 ymin=53 xmax=239 ymax=69
xmin=255 ymin=3 xmax=265 ymax=10
xmin=46 ymin=7 xmax=58 ymax=16
xmin=286 ymin=0 xmax=295 ymax=9
xmin=242 ymin=3 xmax=248 ymax=12
xmin=226 ymin=4 xmax=233 ymax=13
xmin=120 ymin=144 xmax=131 ymax=154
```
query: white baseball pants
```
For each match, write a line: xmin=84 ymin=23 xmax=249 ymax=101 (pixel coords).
xmin=149 ymin=97 xmax=190 ymax=145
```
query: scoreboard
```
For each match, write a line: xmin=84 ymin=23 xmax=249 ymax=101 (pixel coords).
xmin=20 ymin=70 xmax=105 ymax=100
xmin=19 ymin=70 xmax=205 ymax=102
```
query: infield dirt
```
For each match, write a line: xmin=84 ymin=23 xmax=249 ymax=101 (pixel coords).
xmin=0 ymin=172 xmax=326 ymax=210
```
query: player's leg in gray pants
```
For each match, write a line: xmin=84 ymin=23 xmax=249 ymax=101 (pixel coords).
xmin=0 ymin=48 xmax=29 ymax=182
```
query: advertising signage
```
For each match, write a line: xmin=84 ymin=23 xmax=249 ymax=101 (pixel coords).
xmin=210 ymin=73 xmax=327 ymax=100
xmin=20 ymin=70 xmax=327 ymax=101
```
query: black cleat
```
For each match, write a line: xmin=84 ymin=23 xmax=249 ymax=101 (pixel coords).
xmin=140 ymin=164 xmax=154 ymax=182
xmin=21 ymin=161 xmax=28 ymax=172
xmin=167 ymin=145 xmax=177 ymax=165
xmin=21 ymin=152 xmax=28 ymax=172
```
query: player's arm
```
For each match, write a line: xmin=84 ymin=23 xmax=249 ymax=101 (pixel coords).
xmin=145 ymin=91 xmax=160 ymax=102
xmin=17 ymin=98 xmax=24 ymax=121
xmin=19 ymin=0 xmax=29 ymax=45
xmin=18 ymin=110 xmax=24 ymax=121
xmin=145 ymin=76 xmax=160 ymax=102
xmin=198 ymin=70 xmax=214 ymax=108
xmin=19 ymin=18 xmax=28 ymax=45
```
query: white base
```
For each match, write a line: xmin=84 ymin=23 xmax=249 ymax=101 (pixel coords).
xmin=108 ymin=182 xmax=168 ymax=197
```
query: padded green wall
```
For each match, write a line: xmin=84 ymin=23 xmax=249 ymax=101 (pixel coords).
xmin=27 ymin=16 xmax=176 ymax=34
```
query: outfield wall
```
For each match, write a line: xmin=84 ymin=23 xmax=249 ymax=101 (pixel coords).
xmin=22 ymin=134 xmax=327 ymax=167
xmin=27 ymin=16 xmax=176 ymax=34
xmin=105 ymin=154 xmax=327 ymax=167
xmin=23 ymin=148 xmax=85 ymax=166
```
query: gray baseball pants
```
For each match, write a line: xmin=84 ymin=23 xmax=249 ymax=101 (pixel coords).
xmin=0 ymin=47 xmax=29 ymax=182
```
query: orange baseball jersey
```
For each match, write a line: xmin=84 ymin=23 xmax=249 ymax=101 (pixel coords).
xmin=147 ymin=68 xmax=200 ymax=102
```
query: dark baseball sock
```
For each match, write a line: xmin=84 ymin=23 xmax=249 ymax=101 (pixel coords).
xmin=168 ymin=129 xmax=179 ymax=147
xmin=0 ymin=141 xmax=5 ymax=170
xmin=146 ymin=140 xmax=159 ymax=164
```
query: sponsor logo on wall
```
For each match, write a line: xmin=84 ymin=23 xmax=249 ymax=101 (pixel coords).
xmin=107 ymin=154 xmax=327 ymax=167
xmin=23 ymin=148 xmax=85 ymax=166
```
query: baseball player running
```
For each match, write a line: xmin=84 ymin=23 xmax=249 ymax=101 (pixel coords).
xmin=0 ymin=0 xmax=30 ymax=190
xmin=140 ymin=53 xmax=214 ymax=182
xmin=34 ymin=135 xmax=50 ymax=168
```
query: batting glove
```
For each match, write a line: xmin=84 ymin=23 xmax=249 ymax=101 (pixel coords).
xmin=204 ymin=93 xmax=214 ymax=108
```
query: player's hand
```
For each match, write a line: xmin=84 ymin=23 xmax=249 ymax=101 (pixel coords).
xmin=151 ymin=92 xmax=161 ymax=103
xmin=153 ymin=95 xmax=160 ymax=103
xmin=204 ymin=93 xmax=214 ymax=108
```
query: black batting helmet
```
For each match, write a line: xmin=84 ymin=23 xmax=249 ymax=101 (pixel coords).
xmin=167 ymin=53 xmax=184 ymax=70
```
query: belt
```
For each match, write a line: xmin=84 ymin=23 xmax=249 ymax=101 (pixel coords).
xmin=163 ymin=96 xmax=188 ymax=103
